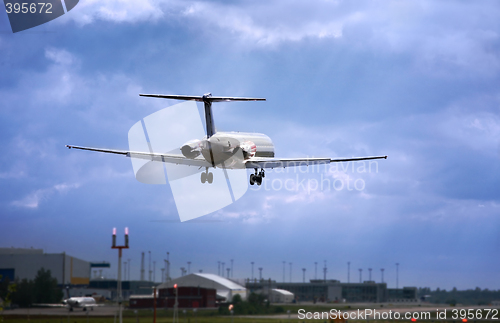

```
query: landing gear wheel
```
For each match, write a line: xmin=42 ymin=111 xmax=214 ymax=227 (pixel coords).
xmin=250 ymin=174 xmax=256 ymax=185
xmin=201 ymin=172 xmax=207 ymax=183
xmin=256 ymin=176 xmax=262 ymax=186
xmin=207 ymin=172 xmax=213 ymax=184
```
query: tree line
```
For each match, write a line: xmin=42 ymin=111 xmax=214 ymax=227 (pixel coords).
xmin=419 ymin=287 xmax=500 ymax=305
xmin=0 ymin=268 xmax=63 ymax=308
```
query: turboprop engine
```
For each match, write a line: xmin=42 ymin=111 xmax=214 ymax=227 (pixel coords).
xmin=181 ymin=139 xmax=202 ymax=159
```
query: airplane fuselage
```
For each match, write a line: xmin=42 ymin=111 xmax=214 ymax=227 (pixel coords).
xmin=64 ymin=297 xmax=97 ymax=311
xmin=183 ymin=132 xmax=274 ymax=167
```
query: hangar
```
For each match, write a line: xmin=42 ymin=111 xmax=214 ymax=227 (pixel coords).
xmin=269 ymin=288 xmax=294 ymax=303
xmin=0 ymin=247 xmax=90 ymax=285
xmin=157 ymin=273 xmax=247 ymax=302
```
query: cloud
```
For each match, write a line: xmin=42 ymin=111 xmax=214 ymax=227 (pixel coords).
xmin=59 ymin=1 xmax=500 ymax=77
xmin=11 ymin=182 xmax=80 ymax=209
xmin=67 ymin=0 xmax=166 ymax=25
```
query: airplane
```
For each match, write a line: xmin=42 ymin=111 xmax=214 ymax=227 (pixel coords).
xmin=64 ymin=296 xmax=100 ymax=311
xmin=66 ymin=93 xmax=387 ymax=185
xmin=35 ymin=296 xmax=101 ymax=312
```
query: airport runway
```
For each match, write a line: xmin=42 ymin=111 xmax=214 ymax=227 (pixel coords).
xmin=4 ymin=304 xmax=500 ymax=320
xmin=2 ymin=305 xmax=120 ymax=316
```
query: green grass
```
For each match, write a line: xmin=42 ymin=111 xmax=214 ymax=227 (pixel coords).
xmin=0 ymin=315 xmax=288 ymax=323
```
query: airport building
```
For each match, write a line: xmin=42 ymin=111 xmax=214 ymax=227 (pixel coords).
xmin=0 ymin=247 xmax=90 ymax=285
xmin=247 ymin=279 xmax=417 ymax=303
xmin=157 ymin=273 xmax=247 ymax=302
xmin=269 ymin=288 xmax=295 ymax=303
xmin=88 ymin=279 xmax=157 ymax=300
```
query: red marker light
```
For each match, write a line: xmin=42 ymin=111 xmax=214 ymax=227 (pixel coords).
xmin=462 ymin=319 xmax=467 ymax=322
xmin=411 ymin=318 xmax=417 ymax=322
xmin=174 ymin=284 xmax=177 ymax=289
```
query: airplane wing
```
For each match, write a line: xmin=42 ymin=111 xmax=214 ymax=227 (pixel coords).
xmin=244 ymin=155 xmax=387 ymax=169
xmin=65 ymin=145 xmax=213 ymax=168
xmin=66 ymin=145 xmax=387 ymax=169
xmin=32 ymin=303 xmax=66 ymax=308
xmin=82 ymin=304 xmax=105 ymax=307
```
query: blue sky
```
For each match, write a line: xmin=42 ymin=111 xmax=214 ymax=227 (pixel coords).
xmin=1 ymin=0 xmax=499 ymax=290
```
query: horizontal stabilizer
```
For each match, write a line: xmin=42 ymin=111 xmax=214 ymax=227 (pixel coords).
xmin=139 ymin=93 xmax=266 ymax=102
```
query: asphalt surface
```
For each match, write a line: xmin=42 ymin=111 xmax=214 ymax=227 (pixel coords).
xmin=2 ymin=305 xmax=120 ymax=316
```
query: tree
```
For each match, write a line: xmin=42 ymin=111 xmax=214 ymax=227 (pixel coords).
xmin=11 ymin=279 xmax=34 ymax=307
xmin=0 ymin=275 xmax=16 ymax=310
xmin=33 ymin=268 xmax=63 ymax=304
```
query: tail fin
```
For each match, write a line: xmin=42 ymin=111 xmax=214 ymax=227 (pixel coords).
xmin=139 ymin=93 xmax=265 ymax=138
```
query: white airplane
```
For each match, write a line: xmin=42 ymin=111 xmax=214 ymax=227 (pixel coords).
xmin=64 ymin=296 xmax=100 ymax=311
xmin=66 ymin=93 xmax=387 ymax=185
xmin=35 ymin=296 xmax=101 ymax=312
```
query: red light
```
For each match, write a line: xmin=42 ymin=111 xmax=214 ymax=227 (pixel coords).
xmin=411 ymin=319 xmax=417 ymax=322
xmin=462 ymin=320 xmax=467 ymax=322
xmin=112 ymin=228 xmax=116 ymax=235
xmin=174 ymin=284 xmax=177 ymax=289
xmin=125 ymin=227 xmax=129 ymax=235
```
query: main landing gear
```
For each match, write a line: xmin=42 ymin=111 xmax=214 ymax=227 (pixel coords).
xmin=250 ymin=168 xmax=264 ymax=186
xmin=201 ymin=169 xmax=213 ymax=184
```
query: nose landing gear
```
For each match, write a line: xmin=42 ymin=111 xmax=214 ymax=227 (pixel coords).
xmin=250 ymin=168 xmax=264 ymax=186
xmin=201 ymin=169 xmax=213 ymax=184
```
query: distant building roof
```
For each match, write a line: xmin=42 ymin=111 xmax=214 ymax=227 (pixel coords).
xmin=193 ymin=273 xmax=245 ymax=290
xmin=272 ymin=288 xmax=294 ymax=296
xmin=157 ymin=273 xmax=246 ymax=291
xmin=0 ymin=248 xmax=43 ymax=255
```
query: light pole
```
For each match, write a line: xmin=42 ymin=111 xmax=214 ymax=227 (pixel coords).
xmin=153 ymin=261 xmax=156 ymax=282
xmin=302 ymin=268 xmax=306 ymax=283
xmin=173 ymin=284 xmax=179 ymax=323
xmin=347 ymin=262 xmax=350 ymax=283
xmin=396 ymin=263 xmax=399 ymax=288
xmin=368 ymin=268 xmax=372 ymax=281
xmin=148 ymin=251 xmax=152 ymax=282
xmin=258 ymin=267 xmax=263 ymax=280
xmin=314 ymin=262 xmax=317 ymax=280
xmin=227 ymin=268 xmax=230 ymax=278
xmin=359 ymin=268 xmax=362 ymax=283
xmin=381 ymin=268 xmax=385 ymax=283
xmin=128 ymin=259 xmax=131 ymax=281
xmin=112 ymin=227 xmax=129 ymax=323
xmin=166 ymin=252 xmax=170 ymax=282
xmin=161 ymin=268 xmax=165 ymax=283
xmin=164 ymin=260 xmax=168 ymax=282
xmin=140 ymin=252 xmax=145 ymax=281
xmin=323 ymin=261 xmax=327 ymax=282
xmin=187 ymin=261 xmax=191 ymax=274
xmin=251 ymin=262 xmax=254 ymax=281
